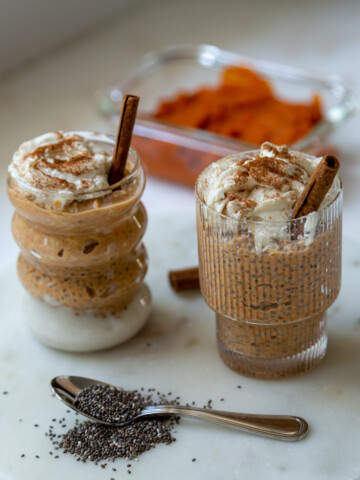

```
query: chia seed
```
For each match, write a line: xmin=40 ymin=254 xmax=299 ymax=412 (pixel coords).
xmin=73 ymin=385 xmax=153 ymax=424
xmin=50 ymin=384 xmax=180 ymax=466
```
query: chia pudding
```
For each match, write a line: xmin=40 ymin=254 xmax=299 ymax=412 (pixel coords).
xmin=7 ymin=131 xmax=151 ymax=351
xmin=196 ymin=142 xmax=342 ymax=378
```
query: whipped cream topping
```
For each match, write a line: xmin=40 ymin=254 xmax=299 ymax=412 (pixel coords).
xmin=9 ymin=131 xmax=113 ymax=208
xmin=201 ymin=142 xmax=339 ymax=222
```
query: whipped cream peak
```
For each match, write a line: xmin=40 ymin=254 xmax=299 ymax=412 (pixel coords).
xmin=9 ymin=131 xmax=114 ymax=209
xmin=200 ymin=142 xmax=338 ymax=223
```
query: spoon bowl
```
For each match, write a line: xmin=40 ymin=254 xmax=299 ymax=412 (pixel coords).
xmin=50 ymin=375 xmax=309 ymax=441
xmin=51 ymin=375 xmax=115 ymax=425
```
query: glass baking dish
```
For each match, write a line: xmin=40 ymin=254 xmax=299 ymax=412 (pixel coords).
xmin=96 ymin=44 xmax=356 ymax=186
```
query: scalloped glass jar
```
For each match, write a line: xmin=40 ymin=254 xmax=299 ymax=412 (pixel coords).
xmin=7 ymin=132 xmax=151 ymax=352
xmin=196 ymin=151 xmax=342 ymax=379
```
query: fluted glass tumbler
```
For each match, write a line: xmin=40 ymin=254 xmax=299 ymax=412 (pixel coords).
xmin=196 ymin=151 xmax=342 ymax=379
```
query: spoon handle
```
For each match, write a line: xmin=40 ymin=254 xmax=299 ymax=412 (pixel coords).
xmin=142 ymin=405 xmax=308 ymax=441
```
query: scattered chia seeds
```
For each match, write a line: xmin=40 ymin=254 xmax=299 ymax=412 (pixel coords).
xmin=55 ymin=416 xmax=177 ymax=462
xmin=49 ymin=384 xmax=181 ymax=467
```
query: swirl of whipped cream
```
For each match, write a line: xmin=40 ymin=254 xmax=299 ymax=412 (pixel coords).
xmin=9 ymin=131 xmax=113 ymax=208
xmin=201 ymin=142 xmax=338 ymax=222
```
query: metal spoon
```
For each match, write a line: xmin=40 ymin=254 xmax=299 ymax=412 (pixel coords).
xmin=50 ymin=375 xmax=308 ymax=442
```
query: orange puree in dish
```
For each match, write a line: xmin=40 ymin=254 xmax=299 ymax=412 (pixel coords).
xmin=153 ymin=66 xmax=322 ymax=146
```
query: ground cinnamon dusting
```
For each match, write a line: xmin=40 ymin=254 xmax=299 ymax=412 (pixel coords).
xmin=25 ymin=136 xmax=82 ymax=159
xmin=36 ymin=154 xmax=93 ymax=175
xmin=225 ymin=194 xmax=258 ymax=209
xmin=22 ymin=134 xmax=100 ymax=191
xmin=247 ymin=157 xmax=292 ymax=191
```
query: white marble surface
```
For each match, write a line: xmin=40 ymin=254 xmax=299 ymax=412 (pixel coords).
xmin=1 ymin=212 xmax=360 ymax=480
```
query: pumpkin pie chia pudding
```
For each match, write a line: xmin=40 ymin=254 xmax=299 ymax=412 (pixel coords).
xmin=7 ymin=131 xmax=151 ymax=351
xmin=196 ymin=142 xmax=342 ymax=378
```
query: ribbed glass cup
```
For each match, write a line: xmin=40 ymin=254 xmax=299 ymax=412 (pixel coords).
xmin=196 ymin=151 xmax=342 ymax=379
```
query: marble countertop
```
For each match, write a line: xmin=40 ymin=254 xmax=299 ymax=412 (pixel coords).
xmin=1 ymin=212 xmax=360 ymax=480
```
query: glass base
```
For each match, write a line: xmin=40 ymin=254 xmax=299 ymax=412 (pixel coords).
xmin=23 ymin=283 xmax=152 ymax=352
xmin=216 ymin=313 xmax=327 ymax=379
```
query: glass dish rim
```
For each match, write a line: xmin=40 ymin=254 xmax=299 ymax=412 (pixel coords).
xmin=97 ymin=43 xmax=357 ymax=151
xmin=195 ymin=148 xmax=343 ymax=226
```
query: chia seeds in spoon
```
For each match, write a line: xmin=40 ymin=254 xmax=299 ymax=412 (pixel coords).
xmin=73 ymin=384 xmax=152 ymax=424
xmin=51 ymin=384 xmax=181 ymax=465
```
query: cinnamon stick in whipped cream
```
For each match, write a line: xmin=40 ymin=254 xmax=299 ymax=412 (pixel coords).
xmin=169 ymin=267 xmax=200 ymax=292
xmin=108 ymin=94 xmax=139 ymax=185
xmin=292 ymin=155 xmax=340 ymax=219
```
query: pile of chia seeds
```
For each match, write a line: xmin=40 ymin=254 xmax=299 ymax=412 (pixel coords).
xmin=73 ymin=384 xmax=153 ymax=424
xmin=49 ymin=385 xmax=180 ymax=466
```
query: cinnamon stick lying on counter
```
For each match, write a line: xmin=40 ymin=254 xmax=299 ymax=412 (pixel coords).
xmin=169 ymin=267 xmax=200 ymax=292
xmin=292 ymin=154 xmax=340 ymax=219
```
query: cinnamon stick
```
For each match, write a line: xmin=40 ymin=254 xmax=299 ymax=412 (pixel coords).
xmin=169 ymin=267 xmax=200 ymax=292
xmin=108 ymin=94 xmax=139 ymax=185
xmin=292 ymin=155 xmax=340 ymax=219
